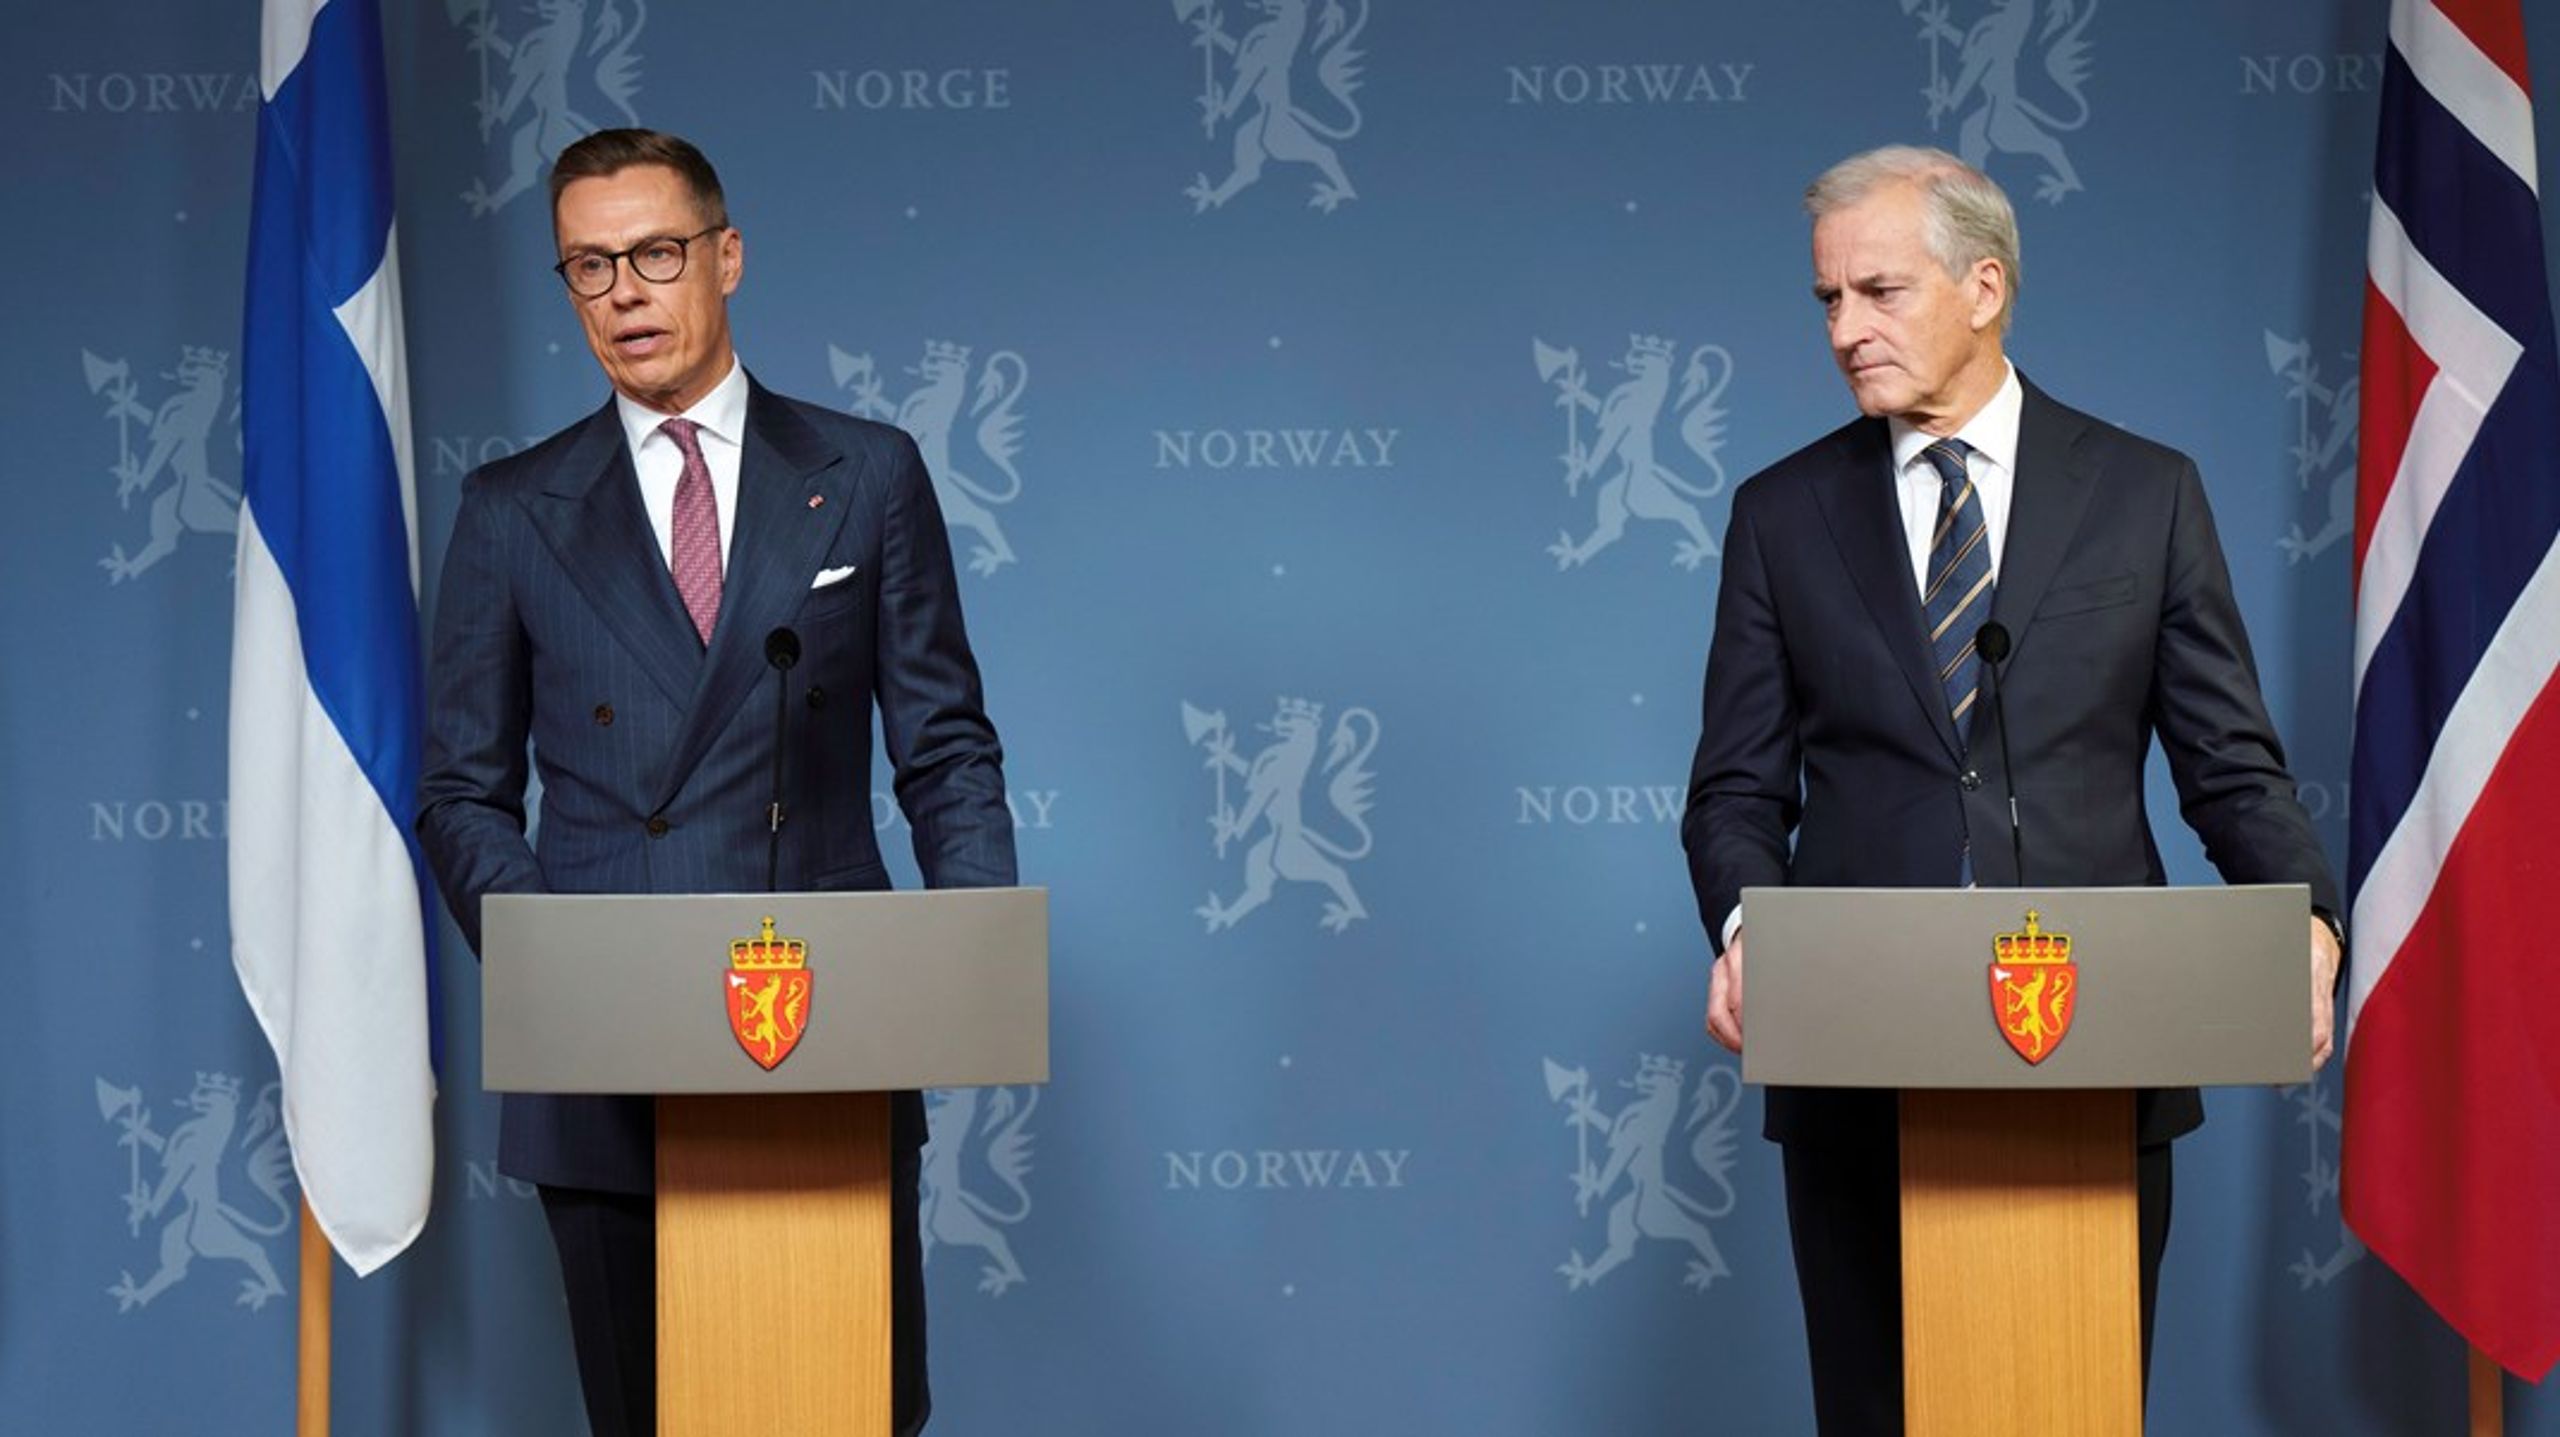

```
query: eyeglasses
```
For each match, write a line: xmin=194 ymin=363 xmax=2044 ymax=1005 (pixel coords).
xmin=552 ymin=226 xmax=725 ymax=298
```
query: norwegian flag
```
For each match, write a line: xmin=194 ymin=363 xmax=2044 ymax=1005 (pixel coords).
xmin=2342 ymin=0 xmax=2560 ymax=1381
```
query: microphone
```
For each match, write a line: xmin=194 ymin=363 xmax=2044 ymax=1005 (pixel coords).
xmin=764 ymin=627 xmax=801 ymax=892
xmin=1973 ymin=621 xmax=2024 ymax=887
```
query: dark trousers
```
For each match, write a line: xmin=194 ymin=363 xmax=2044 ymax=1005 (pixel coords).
xmin=1780 ymin=1133 xmax=2173 ymax=1437
xmin=538 ymin=1140 xmax=930 ymax=1437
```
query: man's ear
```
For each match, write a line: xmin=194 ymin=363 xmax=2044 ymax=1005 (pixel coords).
xmin=1969 ymin=258 xmax=2007 ymax=333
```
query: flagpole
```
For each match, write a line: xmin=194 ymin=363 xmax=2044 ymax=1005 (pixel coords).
xmin=2467 ymin=1345 xmax=2501 ymax=1437
xmin=299 ymin=1198 xmax=331 ymax=1437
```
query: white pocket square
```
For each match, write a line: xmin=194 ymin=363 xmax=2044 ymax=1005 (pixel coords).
xmin=811 ymin=565 xmax=859 ymax=590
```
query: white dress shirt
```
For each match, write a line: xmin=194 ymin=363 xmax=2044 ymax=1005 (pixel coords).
xmin=615 ymin=356 xmax=748 ymax=572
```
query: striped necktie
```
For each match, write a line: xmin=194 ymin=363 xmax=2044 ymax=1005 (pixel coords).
xmin=1920 ymin=438 xmax=1994 ymax=745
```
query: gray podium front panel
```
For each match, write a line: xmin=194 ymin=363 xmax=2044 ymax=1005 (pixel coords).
xmin=482 ymin=887 xmax=1047 ymax=1094
xmin=1740 ymin=885 xmax=2309 ymax=1089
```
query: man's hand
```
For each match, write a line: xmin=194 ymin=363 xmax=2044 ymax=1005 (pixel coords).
xmin=1706 ymin=929 xmax=1745 ymax=1055
xmin=2310 ymin=915 xmax=2342 ymax=1073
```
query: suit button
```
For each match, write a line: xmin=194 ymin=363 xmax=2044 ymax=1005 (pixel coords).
xmin=1959 ymin=769 xmax=1983 ymax=791
xmin=646 ymin=815 xmax=670 ymax=838
xmin=806 ymin=685 xmax=827 ymax=711
xmin=593 ymin=704 xmax=614 ymax=726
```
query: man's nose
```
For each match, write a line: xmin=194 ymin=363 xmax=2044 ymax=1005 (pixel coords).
xmin=1828 ymin=301 xmax=1866 ymax=354
xmin=604 ymin=256 xmax=650 ymax=305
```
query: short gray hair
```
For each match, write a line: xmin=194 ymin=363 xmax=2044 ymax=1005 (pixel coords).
xmin=1805 ymin=145 xmax=2020 ymax=333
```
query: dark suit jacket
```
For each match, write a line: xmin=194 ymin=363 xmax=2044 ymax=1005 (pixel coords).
xmin=418 ymin=375 xmax=1017 ymax=1193
xmin=1681 ymin=377 xmax=2338 ymax=1148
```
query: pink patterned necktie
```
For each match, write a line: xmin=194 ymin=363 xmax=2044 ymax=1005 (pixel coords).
xmin=660 ymin=417 xmax=722 ymax=645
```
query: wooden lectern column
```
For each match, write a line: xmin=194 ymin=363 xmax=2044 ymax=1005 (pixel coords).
xmin=658 ymin=1092 xmax=893 ymax=1437
xmin=1900 ymin=1089 xmax=2140 ymax=1437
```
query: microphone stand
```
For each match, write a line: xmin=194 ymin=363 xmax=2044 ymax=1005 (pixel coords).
xmin=764 ymin=627 xmax=800 ymax=893
xmin=1977 ymin=621 xmax=2024 ymax=888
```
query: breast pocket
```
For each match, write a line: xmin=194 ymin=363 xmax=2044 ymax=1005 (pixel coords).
xmin=2036 ymin=572 xmax=2138 ymax=619
xmin=800 ymin=564 xmax=863 ymax=623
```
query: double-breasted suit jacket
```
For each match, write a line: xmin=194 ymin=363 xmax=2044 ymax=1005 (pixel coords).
xmin=419 ymin=375 xmax=1016 ymax=1192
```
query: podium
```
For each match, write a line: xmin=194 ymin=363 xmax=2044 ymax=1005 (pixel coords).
xmin=1740 ymin=885 xmax=2309 ymax=1437
xmin=481 ymin=888 xmax=1048 ymax=1437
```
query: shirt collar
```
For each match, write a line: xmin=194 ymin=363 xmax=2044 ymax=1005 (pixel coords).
xmin=614 ymin=356 xmax=748 ymax=455
xmin=1887 ymin=361 xmax=2021 ymax=477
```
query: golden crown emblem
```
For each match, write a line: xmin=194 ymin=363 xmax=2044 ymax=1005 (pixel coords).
xmin=730 ymin=916 xmax=808 ymax=971
xmin=1994 ymin=909 xmax=2072 ymax=966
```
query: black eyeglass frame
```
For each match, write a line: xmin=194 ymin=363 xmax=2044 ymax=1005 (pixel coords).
xmin=551 ymin=225 xmax=728 ymax=298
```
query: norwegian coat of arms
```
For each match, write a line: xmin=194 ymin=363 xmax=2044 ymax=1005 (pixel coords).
xmin=725 ymin=916 xmax=812 ymax=1071
xmin=83 ymin=346 xmax=241 ymax=584
xmin=1530 ymin=334 xmax=1731 ymax=571
xmin=1181 ymin=696 xmax=1380 ymax=934
xmin=1988 ymin=909 xmax=2075 ymax=1064
xmin=1175 ymin=0 xmax=1369 ymax=213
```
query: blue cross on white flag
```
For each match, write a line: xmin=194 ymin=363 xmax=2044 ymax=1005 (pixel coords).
xmin=228 ymin=0 xmax=436 ymax=1275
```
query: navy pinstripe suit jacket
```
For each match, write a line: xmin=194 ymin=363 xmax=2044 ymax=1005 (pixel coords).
xmin=419 ymin=375 xmax=1016 ymax=1193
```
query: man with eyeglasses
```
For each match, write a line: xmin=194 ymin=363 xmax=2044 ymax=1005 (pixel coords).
xmin=418 ymin=127 xmax=1015 ymax=1437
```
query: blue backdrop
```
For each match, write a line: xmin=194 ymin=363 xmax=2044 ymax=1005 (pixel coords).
xmin=6 ymin=1 xmax=2558 ymax=1432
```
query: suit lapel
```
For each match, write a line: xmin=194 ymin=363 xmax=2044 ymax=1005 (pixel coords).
xmin=524 ymin=401 xmax=703 ymax=710
xmin=648 ymin=379 xmax=862 ymax=811
xmin=1988 ymin=378 xmax=2101 ymax=659
xmin=1811 ymin=420 xmax=1965 ymax=761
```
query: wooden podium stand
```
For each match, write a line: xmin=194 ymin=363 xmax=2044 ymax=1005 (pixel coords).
xmin=481 ymin=888 xmax=1049 ymax=1437
xmin=657 ymin=1092 xmax=895 ymax=1433
xmin=1741 ymin=885 xmax=2310 ymax=1437
xmin=1899 ymin=1088 xmax=2138 ymax=1434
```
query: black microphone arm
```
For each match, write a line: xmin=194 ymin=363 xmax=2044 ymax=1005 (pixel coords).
xmin=764 ymin=626 xmax=801 ymax=893
xmin=1974 ymin=620 xmax=2024 ymax=888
